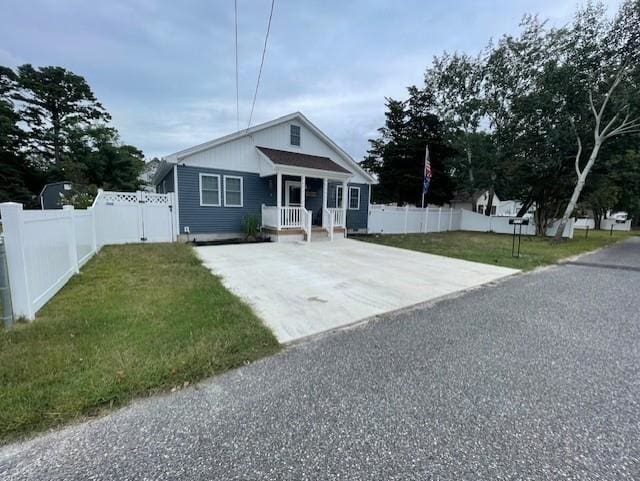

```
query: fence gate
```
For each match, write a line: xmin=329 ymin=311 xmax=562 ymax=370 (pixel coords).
xmin=94 ymin=191 xmax=175 ymax=245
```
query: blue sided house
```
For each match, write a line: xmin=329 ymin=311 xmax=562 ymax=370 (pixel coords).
xmin=154 ymin=112 xmax=377 ymax=242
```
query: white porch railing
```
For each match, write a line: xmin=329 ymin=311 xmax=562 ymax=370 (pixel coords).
xmin=301 ymin=208 xmax=312 ymax=243
xmin=281 ymin=206 xmax=302 ymax=228
xmin=261 ymin=205 xmax=279 ymax=228
xmin=322 ymin=207 xmax=334 ymax=240
xmin=261 ymin=205 xmax=305 ymax=229
xmin=328 ymin=208 xmax=345 ymax=227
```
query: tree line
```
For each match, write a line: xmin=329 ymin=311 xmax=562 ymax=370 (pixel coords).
xmin=0 ymin=65 xmax=145 ymax=207
xmin=364 ymin=1 xmax=640 ymax=234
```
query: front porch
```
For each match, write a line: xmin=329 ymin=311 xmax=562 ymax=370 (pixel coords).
xmin=256 ymin=146 xmax=353 ymax=242
xmin=261 ymin=172 xmax=348 ymax=242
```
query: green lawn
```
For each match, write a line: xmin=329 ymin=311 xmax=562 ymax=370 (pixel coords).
xmin=353 ymin=229 xmax=637 ymax=271
xmin=0 ymin=244 xmax=279 ymax=444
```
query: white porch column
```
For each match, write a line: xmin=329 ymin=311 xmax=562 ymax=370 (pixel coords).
xmin=322 ymin=178 xmax=328 ymax=209
xmin=300 ymin=175 xmax=306 ymax=210
xmin=276 ymin=172 xmax=282 ymax=229
xmin=342 ymin=181 xmax=348 ymax=230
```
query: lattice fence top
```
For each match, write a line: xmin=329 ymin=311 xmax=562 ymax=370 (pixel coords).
xmin=100 ymin=192 xmax=140 ymax=204
xmin=97 ymin=191 xmax=171 ymax=205
xmin=143 ymin=193 xmax=170 ymax=204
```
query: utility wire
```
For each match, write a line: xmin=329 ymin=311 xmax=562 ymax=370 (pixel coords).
xmin=234 ymin=0 xmax=239 ymax=131
xmin=247 ymin=0 xmax=275 ymax=130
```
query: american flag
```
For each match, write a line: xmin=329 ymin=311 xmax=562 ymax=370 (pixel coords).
xmin=423 ymin=145 xmax=432 ymax=195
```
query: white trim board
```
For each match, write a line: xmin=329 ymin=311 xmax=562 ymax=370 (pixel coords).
xmin=223 ymin=175 xmax=243 ymax=208
xmin=284 ymin=180 xmax=301 ymax=207
xmin=199 ymin=173 xmax=221 ymax=207
xmin=349 ymin=186 xmax=360 ymax=210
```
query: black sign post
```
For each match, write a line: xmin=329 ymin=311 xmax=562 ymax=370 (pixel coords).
xmin=509 ymin=218 xmax=529 ymax=258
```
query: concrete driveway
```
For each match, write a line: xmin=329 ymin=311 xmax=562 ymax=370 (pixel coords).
xmin=196 ymin=239 xmax=518 ymax=342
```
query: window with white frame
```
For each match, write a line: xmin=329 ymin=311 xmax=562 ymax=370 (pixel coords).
xmin=348 ymin=186 xmax=360 ymax=210
xmin=199 ymin=173 xmax=221 ymax=206
xmin=336 ymin=185 xmax=344 ymax=208
xmin=290 ymin=124 xmax=301 ymax=146
xmin=224 ymin=175 xmax=243 ymax=207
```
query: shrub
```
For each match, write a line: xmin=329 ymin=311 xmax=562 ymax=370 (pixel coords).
xmin=242 ymin=215 xmax=260 ymax=240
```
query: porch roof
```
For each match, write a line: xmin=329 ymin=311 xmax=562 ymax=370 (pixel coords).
xmin=256 ymin=146 xmax=351 ymax=174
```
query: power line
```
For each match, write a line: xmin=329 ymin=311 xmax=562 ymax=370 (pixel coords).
xmin=247 ymin=0 xmax=275 ymax=130
xmin=234 ymin=0 xmax=239 ymax=131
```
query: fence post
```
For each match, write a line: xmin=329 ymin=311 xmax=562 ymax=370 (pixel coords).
xmin=404 ymin=205 xmax=409 ymax=234
xmin=438 ymin=207 xmax=442 ymax=232
xmin=448 ymin=208 xmax=453 ymax=231
xmin=0 ymin=202 xmax=34 ymax=320
xmin=90 ymin=205 xmax=98 ymax=253
xmin=63 ymin=205 xmax=80 ymax=274
xmin=0 ymin=236 xmax=14 ymax=327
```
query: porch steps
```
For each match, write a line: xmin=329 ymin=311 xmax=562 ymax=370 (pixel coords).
xmin=307 ymin=227 xmax=331 ymax=242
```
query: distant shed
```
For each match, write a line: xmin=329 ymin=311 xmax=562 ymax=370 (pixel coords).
xmin=39 ymin=181 xmax=73 ymax=210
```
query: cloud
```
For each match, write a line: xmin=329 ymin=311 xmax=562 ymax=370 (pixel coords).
xmin=1 ymin=0 xmax=625 ymax=161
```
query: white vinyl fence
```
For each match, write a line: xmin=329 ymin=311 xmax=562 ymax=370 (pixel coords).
xmin=574 ymin=218 xmax=632 ymax=231
xmin=368 ymin=205 xmax=461 ymax=234
xmin=0 ymin=190 xmax=176 ymax=321
xmin=368 ymin=205 xmax=574 ymax=238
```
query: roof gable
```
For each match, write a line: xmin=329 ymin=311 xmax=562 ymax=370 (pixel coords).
xmin=164 ymin=112 xmax=376 ymax=184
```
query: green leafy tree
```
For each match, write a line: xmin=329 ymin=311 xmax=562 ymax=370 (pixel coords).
xmin=1 ymin=64 xmax=147 ymax=201
xmin=78 ymin=126 xmax=145 ymax=191
xmin=426 ymin=52 xmax=486 ymax=192
xmin=363 ymin=89 xmax=454 ymax=206
xmin=552 ymin=1 xmax=640 ymax=238
xmin=483 ymin=16 xmax=578 ymax=233
xmin=13 ymin=64 xmax=110 ymax=167
xmin=0 ymin=67 xmax=35 ymax=204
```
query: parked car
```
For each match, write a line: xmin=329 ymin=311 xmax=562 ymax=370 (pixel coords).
xmin=610 ymin=211 xmax=628 ymax=222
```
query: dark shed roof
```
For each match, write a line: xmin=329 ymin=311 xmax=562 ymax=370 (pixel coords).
xmin=257 ymin=146 xmax=351 ymax=174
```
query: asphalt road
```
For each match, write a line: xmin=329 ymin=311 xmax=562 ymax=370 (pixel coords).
xmin=1 ymin=238 xmax=639 ymax=480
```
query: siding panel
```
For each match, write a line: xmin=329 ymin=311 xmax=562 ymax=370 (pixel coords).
xmin=346 ymin=183 xmax=369 ymax=231
xmin=178 ymin=166 xmax=274 ymax=234
xmin=327 ymin=182 xmax=369 ymax=231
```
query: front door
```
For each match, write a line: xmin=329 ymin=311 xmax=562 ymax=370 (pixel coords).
xmin=285 ymin=181 xmax=301 ymax=206
xmin=284 ymin=179 xmax=323 ymax=225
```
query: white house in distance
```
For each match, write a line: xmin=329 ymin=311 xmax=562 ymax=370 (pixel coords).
xmin=449 ymin=189 xmax=533 ymax=217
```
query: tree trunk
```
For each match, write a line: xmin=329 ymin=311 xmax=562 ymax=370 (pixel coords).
xmin=485 ymin=173 xmax=497 ymax=216
xmin=52 ymin=109 xmax=61 ymax=166
xmin=553 ymin=141 xmax=602 ymax=241
xmin=593 ymin=209 xmax=604 ymax=230
xmin=485 ymin=187 xmax=494 ymax=216
xmin=466 ymin=145 xmax=475 ymax=187
xmin=516 ymin=191 xmax=534 ymax=217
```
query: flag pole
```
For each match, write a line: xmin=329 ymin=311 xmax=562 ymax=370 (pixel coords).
xmin=421 ymin=144 xmax=429 ymax=208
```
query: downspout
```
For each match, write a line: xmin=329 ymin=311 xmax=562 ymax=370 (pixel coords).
xmin=173 ymin=165 xmax=180 ymax=240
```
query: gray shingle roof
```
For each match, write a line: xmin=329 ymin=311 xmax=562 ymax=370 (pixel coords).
xmin=257 ymin=146 xmax=351 ymax=174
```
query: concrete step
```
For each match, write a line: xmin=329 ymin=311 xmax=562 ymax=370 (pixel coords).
xmin=308 ymin=230 xmax=331 ymax=242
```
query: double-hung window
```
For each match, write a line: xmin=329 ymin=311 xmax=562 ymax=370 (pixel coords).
xmin=348 ymin=186 xmax=360 ymax=210
xmin=290 ymin=125 xmax=301 ymax=146
xmin=200 ymin=174 xmax=221 ymax=206
xmin=224 ymin=175 xmax=243 ymax=207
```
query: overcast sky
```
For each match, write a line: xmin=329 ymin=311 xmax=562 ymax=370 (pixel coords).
xmin=0 ymin=0 xmax=623 ymax=161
